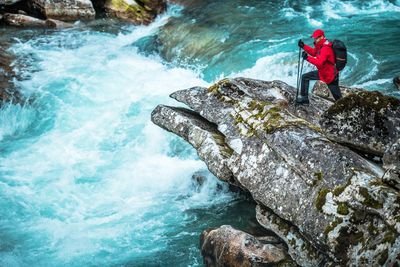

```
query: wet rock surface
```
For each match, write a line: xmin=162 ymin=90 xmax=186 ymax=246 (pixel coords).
xmin=29 ymin=0 xmax=96 ymax=21
xmin=200 ymin=225 xmax=295 ymax=267
xmin=0 ymin=45 xmax=22 ymax=105
xmin=104 ymin=0 xmax=166 ymax=25
xmin=3 ymin=12 xmax=47 ymax=27
xmin=151 ymin=77 xmax=400 ymax=266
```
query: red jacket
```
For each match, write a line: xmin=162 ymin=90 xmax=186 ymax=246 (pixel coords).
xmin=304 ymin=37 xmax=336 ymax=84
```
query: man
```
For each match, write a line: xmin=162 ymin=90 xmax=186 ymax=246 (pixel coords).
xmin=297 ymin=29 xmax=342 ymax=104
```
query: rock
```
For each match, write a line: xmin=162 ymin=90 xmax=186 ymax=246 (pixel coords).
xmin=45 ymin=18 xmax=74 ymax=28
xmin=200 ymin=225 xmax=295 ymax=267
xmin=151 ymin=77 xmax=400 ymax=265
xmin=394 ymin=76 xmax=400 ymax=90
xmin=104 ymin=0 xmax=166 ymax=25
xmin=0 ymin=46 xmax=23 ymax=105
xmin=320 ymin=91 xmax=400 ymax=156
xmin=383 ymin=139 xmax=400 ymax=190
xmin=0 ymin=0 xmax=24 ymax=5
xmin=17 ymin=9 xmax=27 ymax=15
xmin=3 ymin=13 xmax=47 ymax=27
xmin=30 ymin=0 xmax=95 ymax=21
xmin=312 ymin=80 xmax=363 ymax=102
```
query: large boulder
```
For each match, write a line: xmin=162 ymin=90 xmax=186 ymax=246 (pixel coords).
xmin=104 ymin=0 xmax=166 ymax=25
xmin=200 ymin=225 xmax=295 ymax=267
xmin=151 ymin=77 xmax=400 ymax=266
xmin=320 ymin=91 xmax=400 ymax=156
xmin=3 ymin=13 xmax=47 ymax=27
xmin=29 ymin=0 xmax=95 ymax=21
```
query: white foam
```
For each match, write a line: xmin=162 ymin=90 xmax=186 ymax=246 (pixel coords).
xmin=0 ymin=10 xmax=234 ymax=266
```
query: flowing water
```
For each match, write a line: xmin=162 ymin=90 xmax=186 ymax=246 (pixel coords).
xmin=0 ymin=1 xmax=399 ymax=266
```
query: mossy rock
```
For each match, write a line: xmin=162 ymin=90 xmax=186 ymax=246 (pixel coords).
xmin=321 ymin=90 xmax=400 ymax=156
xmin=105 ymin=0 xmax=166 ymax=24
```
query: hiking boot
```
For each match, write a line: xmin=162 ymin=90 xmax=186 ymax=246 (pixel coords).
xmin=296 ymin=95 xmax=310 ymax=105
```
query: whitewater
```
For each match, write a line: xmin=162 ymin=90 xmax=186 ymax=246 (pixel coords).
xmin=0 ymin=0 xmax=399 ymax=266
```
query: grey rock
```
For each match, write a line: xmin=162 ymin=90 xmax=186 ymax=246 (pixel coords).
xmin=312 ymin=80 xmax=364 ymax=102
xmin=45 ymin=18 xmax=74 ymax=28
xmin=383 ymin=139 xmax=400 ymax=190
xmin=3 ymin=13 xmax=47 ymax=27
xmin=200 ymin=225 xmax=295 ymax=267
xmin=151 ymin=77 xmax=400 ymax=265
xmin=320 ymin=90 xmax=400 ymax=156
xmin=30 ymin=0 xmax=95 ymax=21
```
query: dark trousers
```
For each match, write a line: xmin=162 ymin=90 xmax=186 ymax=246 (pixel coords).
xmin=300 ymin=71 xmax=342 ymax=100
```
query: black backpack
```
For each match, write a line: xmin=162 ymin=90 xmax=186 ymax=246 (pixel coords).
xmin=332 ymin=39 xmax=347 ymax=71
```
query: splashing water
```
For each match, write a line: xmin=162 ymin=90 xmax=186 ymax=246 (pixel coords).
xmin=1 ymin=0 xmax=399 ymax=266
xmin=0 ymin=9 xmax=256 ymax=267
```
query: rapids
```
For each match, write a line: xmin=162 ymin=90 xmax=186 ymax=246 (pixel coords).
xmin=0 ymin=0 xmax=399 ymax=266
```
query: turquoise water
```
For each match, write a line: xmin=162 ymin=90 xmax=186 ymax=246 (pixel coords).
xmin=0 ymin=1 xmax=399 ymax=266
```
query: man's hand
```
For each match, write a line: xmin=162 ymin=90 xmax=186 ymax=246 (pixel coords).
xmin=298 ymin=39 xmax=304 ymax=48
xmin=302 ymin=51 xmax=308 ymax=60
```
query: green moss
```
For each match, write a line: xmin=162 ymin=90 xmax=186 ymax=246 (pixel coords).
xmin=207 ymin=78 xmax=230 ymax=94
xmin=325 ymin=91 xmax=400 ymax=117
xmin=382 ymin=231 xmax=396 ymax=245
xmin=367 ymin=223 xmax=378 ymax=235
xmin=288 ymin=238 xmax=296 ymax=247
xmin=312 ymin=172 xmax=323 ymax=186
xmin=378 ymin=249 xmax=388 ymax=265
xmin=333 ymin=185 xmax=346 ymax=196
xmin=358 ymin=187 xmax=383 ymax=209
xmin=324 ymin=217 xmax=343 ymax=235
xmin=337 ymin=202 xmax=349 ymax=215
xmin=315 ymin=188 xmax=330 ymax=212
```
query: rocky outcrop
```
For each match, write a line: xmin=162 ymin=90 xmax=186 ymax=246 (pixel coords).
xmin=320 ymin=91 xmax=400 ymax=156
xmin=2 ymin=12 xmax=47 ymax=27
xmin=29 ymin=0 xmax=95 ymax=21
xmin=104 ymin=0 xmax=166 ymax=25
xmin=151 ymin=77 xmax=400 ymax=266
xmin=200 ymin=225 xmax=295 ymax=266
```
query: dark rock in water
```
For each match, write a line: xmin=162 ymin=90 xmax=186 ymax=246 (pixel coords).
xmin=104 ymin=0 xmax=166 ymax=25
xmin=151 ymin=77 xmax=400 ymax=266
xmin=200 ymin=225 xmax=295 ymax=267
xmin=394 ymin=76 xmax=400 ymax=90
xmin=45 ymin=18 xmax=74 ymax=28
xmin=321 ymin=91 xmax=400 ymax=156
xmin=29 ymin=0 xmax=96 ymax=21
xmin=0 ymin=45 xmax=22 ymax=105
xmin=383 ymin=139 xmax=400 ymax=190
xmin=3 ymin=13 xmax=47 ymax=27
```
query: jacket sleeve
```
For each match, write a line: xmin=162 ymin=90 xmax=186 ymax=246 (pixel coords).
xmin=303 ymin=44 xmax=316 ymax=56
xmin=307 ymin=47 xmax=329 ymax=68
